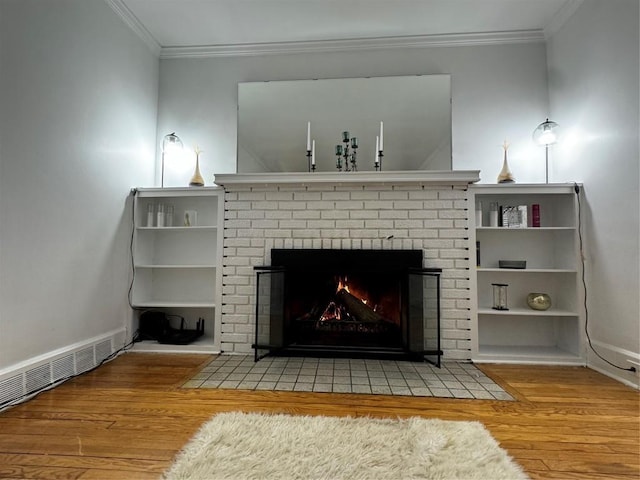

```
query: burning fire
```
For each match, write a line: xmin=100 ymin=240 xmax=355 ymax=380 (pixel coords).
xmin=337 ymin=276 xmax=350 ymax=294
xmin=336 ymin=276 xmax=368 ymax=305
xmin=318 ymin=275 xmax=386 ymax=323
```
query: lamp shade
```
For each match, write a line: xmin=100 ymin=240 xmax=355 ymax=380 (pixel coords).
xmin=162 ymin=132 xmax=183 ymax=153
xmin=533 ymin=119 xmax=559 ymax=146
xmin=161 ymin=132 xmax=183 ymax=188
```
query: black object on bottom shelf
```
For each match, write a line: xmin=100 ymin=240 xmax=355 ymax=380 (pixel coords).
xmin=138 ymin=311 xmax=204 ymax=345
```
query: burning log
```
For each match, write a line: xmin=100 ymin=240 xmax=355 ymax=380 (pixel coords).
xmin=336 ymin=289 xmax=386 ymax=323
xmin=319 ymin=301 xmax=341 ymax=321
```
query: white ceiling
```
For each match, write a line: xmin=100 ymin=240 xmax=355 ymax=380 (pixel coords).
xmin=116 ymin=0 xmax=576 ymax=52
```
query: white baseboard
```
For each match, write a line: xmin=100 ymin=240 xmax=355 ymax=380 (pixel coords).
xmin=0 ymin=328 xmax=127 ymax=407
xmin=587 ymin=340 xmax=640 ymax=390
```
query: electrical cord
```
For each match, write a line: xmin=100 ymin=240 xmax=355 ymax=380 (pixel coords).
xmin=127 ymin=191 xmax=151 ymax=316
xmin=0 ymin=334 xmax=140 ymax=413
xmin=127 ymin=188 xmax=139 ymax=310
xmin=2 ymin=190 xmax=144 ymax=412
xmin=2 ymin=190 xmax=199 ymax=412
xmin=126 ymin=189 xmax=153 ymax=345
xmin=126 ymin=191 xmax=189 ymax=336
xmin=575 ymin=182 xmax=636 ymax=372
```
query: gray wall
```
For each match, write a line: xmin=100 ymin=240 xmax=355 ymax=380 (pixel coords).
xmin=157 ymin=42 xmax=549 ymax=185
xmin=547 ymin=0 xmax=639 ymax=382
xmin=0 ymin=0 xmax=159 ymax=368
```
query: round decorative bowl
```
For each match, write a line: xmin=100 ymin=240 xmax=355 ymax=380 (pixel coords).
xmin=527 ymin=293 xmax=551 ymax=311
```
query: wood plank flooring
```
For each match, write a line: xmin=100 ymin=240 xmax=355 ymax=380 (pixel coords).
xmin=0 ymin=353 xmax=637 ymax=479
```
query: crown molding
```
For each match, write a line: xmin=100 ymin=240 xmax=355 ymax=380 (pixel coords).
xmin=104 ymin=0 xmax=161 ymax=57
xmin=544 ymin=0 xmax=584 ymax=39
xmin=160 ymin=30 xmax=545 ymax=59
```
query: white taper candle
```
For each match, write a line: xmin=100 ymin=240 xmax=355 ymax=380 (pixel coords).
xmin=311 ymin=140 xmax=316 ymax=165
xmin=379 ymin=121 xmax=384 ymax=151
xmin=375 ymin=136 xmax=379 ymax=164
xmin=306 ymin=122 xmax=311 ymax=151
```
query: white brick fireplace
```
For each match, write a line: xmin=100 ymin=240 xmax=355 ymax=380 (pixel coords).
xmin=214 ymin=171 xmax=480 ymax=360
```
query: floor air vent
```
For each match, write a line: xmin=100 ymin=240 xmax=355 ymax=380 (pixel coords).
xmin=26 ymin=364 xmax=51 ymax=394
xmin=75 ymin=346 xmax=95 ymax=374
xmin=0 ymin=375 xmax=23 ymax=405
xmin=0 ymin=330 xmax=123 ymax=407
xmin=95 ymin=339 xmax=112 ymax=363
xmin=52 ymin=355 xmax=75 ymax=382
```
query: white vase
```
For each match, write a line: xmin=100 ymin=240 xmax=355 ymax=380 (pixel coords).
xmin=189 ymin=157 xmax=205 ymax=187
xmin=497 ymin=152 xmax=515 ymax=183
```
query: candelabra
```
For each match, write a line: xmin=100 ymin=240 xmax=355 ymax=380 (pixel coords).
xmin=375 ymin=150 xmax=384 ymax=171
xmin=306 ymin=140 xmax=316 ymax=172
xmin=305 ymin=122 xmax=316 ymax=172
xmin=335 ymin=131 xmax=358 ymax=172
xmin=374 ymin=133 xmax=384 ymax=171
xmin=306 ymin=149 xmax=315 ymax=172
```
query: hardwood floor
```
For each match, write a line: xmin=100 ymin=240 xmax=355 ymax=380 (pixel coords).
xmin=0 ymin=353 xmax=638 ymax=479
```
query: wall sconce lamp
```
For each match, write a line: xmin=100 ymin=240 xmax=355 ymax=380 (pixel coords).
xmin=161 ymin=132 xmax=183 ymax=188
xmin=532 ymin=118 xmax=559 ymax=183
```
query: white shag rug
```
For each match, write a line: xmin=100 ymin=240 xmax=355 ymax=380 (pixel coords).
xmin=163 ymin=412 xmax=529 ymax=480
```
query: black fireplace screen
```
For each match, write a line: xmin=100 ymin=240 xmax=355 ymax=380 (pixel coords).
xmin=253 ymin=249 xmax=441 ymax=366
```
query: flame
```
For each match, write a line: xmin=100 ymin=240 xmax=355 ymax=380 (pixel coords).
xmin=337 ymin=276 xmax=350 ymax=294
xmin=337 ymin=276 xmax=370 ymax=305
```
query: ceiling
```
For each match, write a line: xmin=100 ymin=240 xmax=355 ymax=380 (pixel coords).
xmin=116 ymin=0 xmax=577 ymax=53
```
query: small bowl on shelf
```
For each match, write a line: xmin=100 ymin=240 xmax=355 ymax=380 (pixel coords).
xmin=527 ymin=293 xmax=552 ymax=311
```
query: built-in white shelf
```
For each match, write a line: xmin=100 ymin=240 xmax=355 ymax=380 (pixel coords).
xmin=130 ymin=187 xmax=224 ymax=353
xmin=476 ymin=226 xmax=575 ymax=231
xmin=132 ymin=301 xmax=217 ymax=308
xmin=131 ymin=338 xmax=218 ymax=354
xmin=474 ymin=345 xmax=584 ymax=365
xmin=477 ymin=307 xmax=578 ymax=317
xmin=136 ymin=226 xmax=218 ymax=232
xmin=478 ymin=268 xmax=577 ymax=273
xmin=135 ymin=265 xmax=217 ymax=269
xmin=469 ymin=183 xmax=586 ymax=366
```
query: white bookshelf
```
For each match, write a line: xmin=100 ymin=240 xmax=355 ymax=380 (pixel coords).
xmin=130 ymin=187 xmax=224 ymax=353
xmin=469 ymin=184 xmax=586 ymax=365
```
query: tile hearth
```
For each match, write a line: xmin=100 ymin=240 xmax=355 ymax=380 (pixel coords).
xmin=182 ymin=355 xmax=513 ymax=400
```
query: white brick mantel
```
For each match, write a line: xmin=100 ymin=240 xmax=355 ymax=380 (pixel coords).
xmin=214 ymin=170 xmax=480 ymax=187
xmin=215 ymin=170 xmax=480 ymax=360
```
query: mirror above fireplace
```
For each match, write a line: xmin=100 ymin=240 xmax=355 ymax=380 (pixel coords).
xmin=237 ymin=75 xmax=451 ymax=173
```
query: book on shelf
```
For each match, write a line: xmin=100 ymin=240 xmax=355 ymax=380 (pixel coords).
xmin=500 ymin=205 xmax=528 ymax=228
xmin=532 ymin=203 xmax=541 ymax=227
xmin=518 ymin=205 xmax=528 ymax=227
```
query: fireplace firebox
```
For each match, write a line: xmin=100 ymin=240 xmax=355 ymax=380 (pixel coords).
xmin=253 ymin=249 xmax=442 ymax=365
